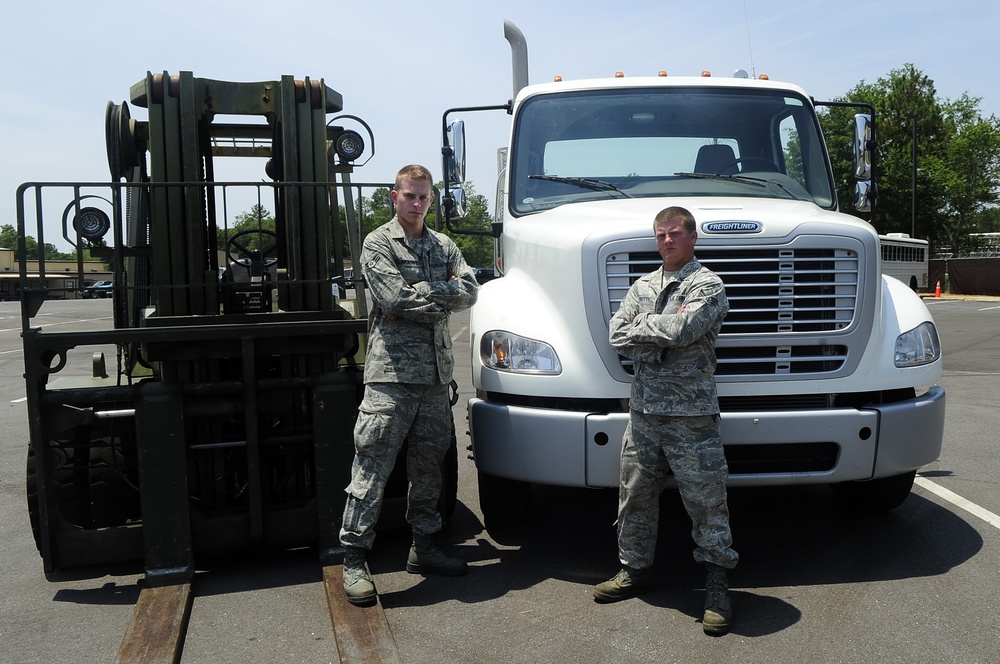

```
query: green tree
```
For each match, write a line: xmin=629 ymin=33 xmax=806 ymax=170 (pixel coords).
xmin=937 ymin=95 xmax=1000 ymax=253
xmin=338 ymin=186 xmax=394 ymax=261
xmin=0 ymin=224 xmax=76 ymax=261
xmin=0 ymin=225 xmax=20 ymax=252
xmin=822 ymin=65 xmax=946 ymax=239
xmin=821 ymin=64 xmax=1000 ymax=255
xmin=362 ymin=187 xmax=394 ymax=237
xmin=441 ymin=186 xmax=495 ymax=269
xmin=337 ymin=181 xmax=496 ymax=269
xmin=218 ymin=204 xmax=276 ymax=253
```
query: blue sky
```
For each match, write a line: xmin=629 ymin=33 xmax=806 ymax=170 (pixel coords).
xmin=3 ymin=0 xmax=997 ymax=249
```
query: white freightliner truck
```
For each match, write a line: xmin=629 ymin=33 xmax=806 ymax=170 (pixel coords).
xmin=441 ymin=22 xmax=945 ymax=526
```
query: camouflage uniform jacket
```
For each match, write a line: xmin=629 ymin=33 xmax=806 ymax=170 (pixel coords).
xmin=361 ymin=216 xmax=479 ymax=385
xmin=609 ymin=258 xmax=728 ymax=416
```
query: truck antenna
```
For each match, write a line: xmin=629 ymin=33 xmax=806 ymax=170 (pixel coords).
xmin=743 ymin=1 xmax=757 ymax=79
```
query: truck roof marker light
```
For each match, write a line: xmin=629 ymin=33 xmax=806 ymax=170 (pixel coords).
xmin=701 ymin=71 xmax=712 ymax=77
xmin=658 ymin=71 xmax=668 ymax=77
xmin=554 ymin=75 xmax=563 ymax=82
xmin=615 ymin=72 xmax=625 ymax=78
xmin=759 ymin=73 xmax=769 ymax=80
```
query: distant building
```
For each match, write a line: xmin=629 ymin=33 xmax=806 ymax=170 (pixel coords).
xmin=0 ymin=247 xmax=112 ymax=300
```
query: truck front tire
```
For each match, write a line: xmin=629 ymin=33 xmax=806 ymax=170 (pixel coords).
xmin=830 ymin=470 xmax=916 ymax=512
xmin=477 ymin=470 xmax=531 ymax=530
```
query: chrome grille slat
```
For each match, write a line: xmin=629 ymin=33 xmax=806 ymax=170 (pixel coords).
xmin=604 ymin=245 xmax=860 ymax=377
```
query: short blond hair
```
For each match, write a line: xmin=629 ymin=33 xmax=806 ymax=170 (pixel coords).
xmin=394 ymin=164 xmax=434 ymax=191
xmin=653 ymin=206 xmax=696 ymax=233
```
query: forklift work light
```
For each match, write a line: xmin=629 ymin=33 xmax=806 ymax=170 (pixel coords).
xmin=334 ymin=130 xmax=365 ymax=162
xmin=73 ymin=206 xmax=111 ymax=241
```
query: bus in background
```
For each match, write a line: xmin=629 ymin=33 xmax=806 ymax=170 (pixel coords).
xmin=880 ymin=233 xmax=929 ymax=291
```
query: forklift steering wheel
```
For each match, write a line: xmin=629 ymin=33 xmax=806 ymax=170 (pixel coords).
xmin=226 ymin=229 xmax=278 ymax=267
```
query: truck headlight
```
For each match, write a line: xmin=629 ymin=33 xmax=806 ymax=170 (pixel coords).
xmin=894 ymin=321 xmax=941 ymax=368
xmin=481 ymin=331 xmax=562 ymax=375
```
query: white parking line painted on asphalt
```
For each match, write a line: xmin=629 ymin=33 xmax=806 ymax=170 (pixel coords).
xmin=915 ymin=476 xmax=1000 ymax=530
xmin=451 ymin=325 xmax=468 ymax=342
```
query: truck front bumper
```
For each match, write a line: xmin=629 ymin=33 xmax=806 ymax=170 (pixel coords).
xmin=468 ymin=385 xmax=945 ymax=488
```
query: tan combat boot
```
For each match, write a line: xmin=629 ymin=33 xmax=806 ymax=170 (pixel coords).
xmin=702 ymin=563 xmax=733 ymax=634
xmin=592 ymin=566 xmax=653 ymax=603
xmin=343 ymin=546 xmax=377 ymax=606
xmin=406 ymin=534 xmax=468 ymax=576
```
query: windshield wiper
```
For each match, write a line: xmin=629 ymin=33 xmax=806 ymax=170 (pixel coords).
xmin=676 ymin=172 xmax=766 ymax=188
xmin=674 ymin=172 xmax=806 ymax=201
xmin=529 ymin=174 xmax=634 ymax=198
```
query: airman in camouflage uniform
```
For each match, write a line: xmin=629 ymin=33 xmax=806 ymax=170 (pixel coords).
xmin=340 ymin=165 xmax=478 ymax=606
xmin=593 ymin=206 xmax=738 ymax=635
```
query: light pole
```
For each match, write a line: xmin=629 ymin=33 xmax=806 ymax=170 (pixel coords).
xmin=910 ymin=115 xmax=917 ymax=238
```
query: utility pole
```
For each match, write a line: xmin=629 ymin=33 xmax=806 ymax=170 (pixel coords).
xmin=911 ymin=115 xmax=918 ymax=238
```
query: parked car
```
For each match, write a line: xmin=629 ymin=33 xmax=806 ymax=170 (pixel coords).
xmin=81 ymin=280 xmax=113 ymax=299
xmin=473 ymin=267 xmax=498 ymax=285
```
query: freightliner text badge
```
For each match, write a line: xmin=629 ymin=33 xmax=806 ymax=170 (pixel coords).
xmin=701 ymin=221 xmax=763 ymax=233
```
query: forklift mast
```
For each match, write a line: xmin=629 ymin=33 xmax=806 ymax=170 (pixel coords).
xmin=18 ymin=72 xmax=395 ymax=582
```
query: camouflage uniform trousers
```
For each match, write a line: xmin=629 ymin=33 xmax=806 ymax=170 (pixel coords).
xmin=617 ymin=410 xmax=739 ymax=571
xmin=340 ymin=382 xmax=451 ymax=551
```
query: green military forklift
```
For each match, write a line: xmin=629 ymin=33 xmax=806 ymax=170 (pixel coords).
xmin=18 ymin=71 xmax=457 ymax=594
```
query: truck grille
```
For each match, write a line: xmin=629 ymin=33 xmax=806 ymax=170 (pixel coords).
xmin=605 ymin=246 xmax=860 ymax=377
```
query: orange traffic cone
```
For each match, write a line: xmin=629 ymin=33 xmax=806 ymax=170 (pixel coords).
xmin=934 ymin=280 xmax=941 ymax=298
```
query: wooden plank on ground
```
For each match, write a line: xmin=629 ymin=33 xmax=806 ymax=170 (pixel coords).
xmin=116 ymin=582 xmax=193 ymax=664
xmin=323 ymin=564 xmax=402 ymax=664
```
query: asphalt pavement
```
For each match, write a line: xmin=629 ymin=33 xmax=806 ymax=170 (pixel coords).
xmin=2 ymin=298 xmax=999 ymax=663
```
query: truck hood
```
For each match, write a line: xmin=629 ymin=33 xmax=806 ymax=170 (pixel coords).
xmin=504 ymin=196 xmax=877 ymax=253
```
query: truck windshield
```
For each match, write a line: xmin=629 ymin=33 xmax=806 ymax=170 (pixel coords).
xmin=509 ymin=86 xmax=836 ymax=215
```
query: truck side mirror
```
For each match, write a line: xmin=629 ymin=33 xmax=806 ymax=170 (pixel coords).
xmin=852 ymin=114 xmax=876 ymax=213
xmin=852 ymin=114 xmax=874 ymax=181
xmin=442 ymin=119 xmax=468 ymax=219
xmin=441 ymin=186 xmax=468 ymax=220
xmin=854 ymin=180 xmax=877 ymax=213
xmin=445 ymin=120 xmax=467 ymax=184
